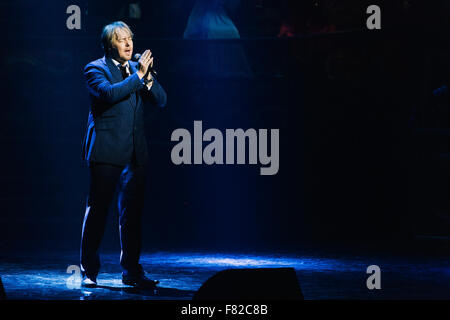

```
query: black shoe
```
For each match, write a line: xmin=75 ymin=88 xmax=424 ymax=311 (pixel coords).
xmin=122 ymin=271 xmax=159 ymax=289
xmin=81 ymin=275 xmax=97 ymax=288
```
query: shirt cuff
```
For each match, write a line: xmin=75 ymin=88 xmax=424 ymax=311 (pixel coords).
xmin=141 ymin=77 xmax=153 ymax=91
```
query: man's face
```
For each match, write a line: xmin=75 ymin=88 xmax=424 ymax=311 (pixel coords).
xmin=110 ymin=28 xmax=133 ymax=63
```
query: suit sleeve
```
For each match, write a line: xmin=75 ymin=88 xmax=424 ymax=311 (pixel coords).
xmin=141 ymin=77 xmax=167 ymax=108
xmin=84 ymin=63 xmax=144 ymax=104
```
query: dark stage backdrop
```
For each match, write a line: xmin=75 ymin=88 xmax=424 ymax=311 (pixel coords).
xmin=0 ymin=0 xmax=448 ymax=253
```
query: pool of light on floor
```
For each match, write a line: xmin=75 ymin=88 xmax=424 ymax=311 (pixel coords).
xmin=143 ymin=252 xmax=365 ymax=272
xmin=1 ymin=252 xmax=449 ymax=299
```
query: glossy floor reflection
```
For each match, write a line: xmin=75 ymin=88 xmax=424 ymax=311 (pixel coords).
xmin=0 ymin=251 xmax=449 ymax=300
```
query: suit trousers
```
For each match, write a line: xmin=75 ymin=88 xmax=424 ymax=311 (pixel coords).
xmin=80 ymin=156 xmax=146 ymax=279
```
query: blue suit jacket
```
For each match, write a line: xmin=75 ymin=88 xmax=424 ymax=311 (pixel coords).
xmin=82 ymin=56 xmax=167 ymax=166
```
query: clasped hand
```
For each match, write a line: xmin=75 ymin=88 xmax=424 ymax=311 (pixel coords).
xmin=136 ymin=49 xmax=154 ymax=84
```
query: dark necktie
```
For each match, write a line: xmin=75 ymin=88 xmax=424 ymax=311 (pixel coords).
xmin=119 ymin=65 xmax=129 ymax=79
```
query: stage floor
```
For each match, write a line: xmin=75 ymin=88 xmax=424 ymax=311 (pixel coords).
xmin=0 ymin=250 xmax=449 ymax=300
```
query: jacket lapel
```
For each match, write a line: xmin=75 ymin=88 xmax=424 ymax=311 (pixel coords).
xmin=129 ymin=62 xmax=141 ymax=105
xmin=104 ymin=56 xmax=122 ymax=83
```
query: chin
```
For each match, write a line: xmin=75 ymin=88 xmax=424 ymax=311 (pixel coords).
xmin=122 ymin=54 xmax=132 ymax=61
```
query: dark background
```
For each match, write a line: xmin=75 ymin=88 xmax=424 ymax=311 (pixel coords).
xmin=0 ymin=0 xmax=449 ymax=254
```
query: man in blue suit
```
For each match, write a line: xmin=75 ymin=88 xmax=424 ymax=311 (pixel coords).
xmin=80 ymin=21 xmax=166 ymax=288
